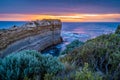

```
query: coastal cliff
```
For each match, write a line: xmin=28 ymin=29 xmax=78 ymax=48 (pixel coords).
xmin=0 ymin=19 xmax=62 ymax=57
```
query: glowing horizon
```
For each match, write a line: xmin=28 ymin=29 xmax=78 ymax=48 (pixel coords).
xmin=0 ymin=13 xmax=120 ymax=22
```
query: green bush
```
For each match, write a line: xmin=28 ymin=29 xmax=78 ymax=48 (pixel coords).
xmin=0 ymin=50 xmax=64 ymax=80
xmin=43 ymin=63 xmax=102 ymax=80
xmin=0 ymin=58 xmax=2 ymax=79
xmin=0 ymin=50 xmax=41 ymax=80
xmin=61 ymin=26 xmax=120 ymax=80
xmin=75 ymin=63 xmax=102 ymax=80
xmin=44 ymin=73 xmax=54 ymax=80
xmin=41 ymin=54 xmax=64 ymax=74
xmin=61 ymin=40 xmax=84 ymax=55
xmin=115 ymin=25 xmax=120 ymax=34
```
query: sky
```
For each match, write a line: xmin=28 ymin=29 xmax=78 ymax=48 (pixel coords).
xmin=0 ymin=0 xmax=120 ymax=22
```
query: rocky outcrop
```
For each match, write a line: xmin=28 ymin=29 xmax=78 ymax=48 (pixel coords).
xmin=0 ymin=19 xmax=62 ymax=57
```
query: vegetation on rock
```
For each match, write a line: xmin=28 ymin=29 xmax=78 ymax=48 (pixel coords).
xmin=61 ymin=40 xmax=84 ymax=55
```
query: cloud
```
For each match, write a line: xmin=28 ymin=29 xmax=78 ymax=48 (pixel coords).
xmin=0 ymin=0 xmax=120 ymax=14
xmin=0 ymin=13 xmax=120 ymax=22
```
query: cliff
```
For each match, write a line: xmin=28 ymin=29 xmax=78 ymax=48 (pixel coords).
xmin=0 ymin=19 xmax=62 ymax=57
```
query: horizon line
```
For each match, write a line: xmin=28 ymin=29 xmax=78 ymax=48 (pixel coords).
xmin=0 ymin=20 xmax=120 ymax=23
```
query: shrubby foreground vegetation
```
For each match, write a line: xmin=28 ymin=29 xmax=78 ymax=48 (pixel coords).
xmin=60 ymin=25 xmax=120 ymax=80
xmin=0 ymin=50 xmax=64 ymax=80
xmin=0 ymin=25 xmax=120 ymax=80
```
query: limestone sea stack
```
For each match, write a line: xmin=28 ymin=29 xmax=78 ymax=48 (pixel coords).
xmin=0 ymin=19 xmax=62 ymax=57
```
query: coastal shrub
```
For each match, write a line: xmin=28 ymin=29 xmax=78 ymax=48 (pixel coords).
xmin=41 ymin=54 xmax=64 ymax=74
xmin=78 ymin=33 xmax=120 ymax=79
xmin=63 ymin=62 xmax=76 ymax=72
xmin=44 ymin=73 xmax=55 ymax=80
xmin=115 ymin=25 xmax=120 ymax=34
xmin=61 ymin=40 xmax=84 ymax=55
xmin=61 ymin=26 xmax=120 ymax=80
xmin=0 ymin=58 xmax=2 ymax=80
xmin=0 ymin=50 xmax=64 ymax=80
xmin=44 ymin=63 xmax=102 ymax=80
xmin=75 ymin=63 xmax=102 ymax=80
xmin=0 ymin=58 xmax=2 ymax=64
xmin=0 ymin=50 xmax=41 ymax=80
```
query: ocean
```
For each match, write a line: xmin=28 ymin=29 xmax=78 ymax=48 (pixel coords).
xmin=0 ymin=21 xmax=120 ymax=56
xmin=0 ymin=21 xmax=26 ymax=29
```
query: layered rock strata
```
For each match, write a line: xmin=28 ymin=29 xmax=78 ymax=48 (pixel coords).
xmin=0 ymin=19 xmax=62 ymax=57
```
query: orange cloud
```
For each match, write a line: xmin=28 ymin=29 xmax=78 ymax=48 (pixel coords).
xmin=0 ymin=13 xmax=120 ymax=22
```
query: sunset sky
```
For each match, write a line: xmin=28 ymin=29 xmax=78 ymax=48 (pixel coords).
xmin=0 ymin=0 xmax=120 ymax=22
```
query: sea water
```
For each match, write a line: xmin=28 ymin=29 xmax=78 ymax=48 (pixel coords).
xmin=0 ymin=21 xmax=26 ymax=29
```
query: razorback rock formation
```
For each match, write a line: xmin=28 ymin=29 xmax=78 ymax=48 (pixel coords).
xmin=0 ymin=19 xmax=62 ymax=57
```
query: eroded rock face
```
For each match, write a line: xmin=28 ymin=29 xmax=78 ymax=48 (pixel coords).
xmin=0 ymin=19 xmax=62 ymax=57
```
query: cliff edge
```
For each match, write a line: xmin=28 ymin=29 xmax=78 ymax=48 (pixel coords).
xmin=0 ymin=19 xmax=62 ymax=57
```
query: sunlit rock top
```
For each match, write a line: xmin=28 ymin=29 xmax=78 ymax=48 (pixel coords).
xmin=22 ymin=19 xmax=61 ymax=27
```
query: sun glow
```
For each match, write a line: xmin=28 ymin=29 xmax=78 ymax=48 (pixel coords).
xmin=0 ymin=13 xmax=120 ymax=22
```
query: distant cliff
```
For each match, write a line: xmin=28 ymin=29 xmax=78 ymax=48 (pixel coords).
xmin=0 ymin=19 xmax=62 ymax=57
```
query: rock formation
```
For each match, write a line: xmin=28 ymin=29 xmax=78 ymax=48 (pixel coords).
xmin=0 ymin=19 xmax=62 ymax=57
